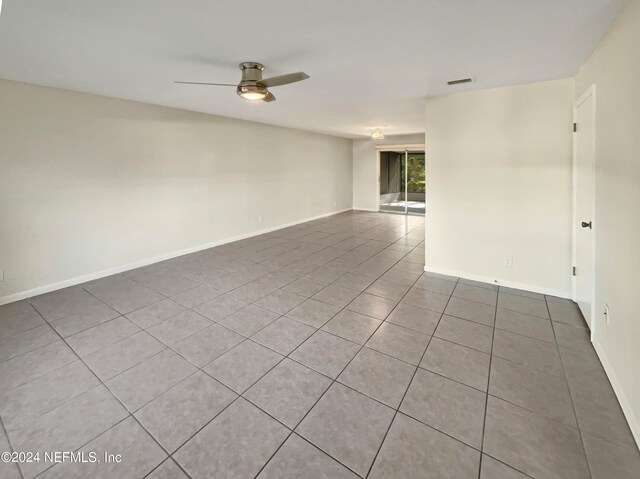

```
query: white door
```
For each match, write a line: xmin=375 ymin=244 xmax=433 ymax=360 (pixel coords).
xmin=574 ymin=87 xmax=596 ymax=330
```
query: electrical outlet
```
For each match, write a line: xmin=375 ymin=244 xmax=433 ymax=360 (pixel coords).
xmin=604 ymin=303 xmax=610 ymax=325
xmin=503 ymin=256 xmax=513 ymax=267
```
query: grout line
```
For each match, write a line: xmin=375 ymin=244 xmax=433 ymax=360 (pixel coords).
xmin=0 ymin=414 xmax=26 ymax=479
xmin=544 ymin=296 xmax=594 ymax=479
xmin=292 ymin=432 xmax=363 ymax=477
xmin=481 ymin=453 xmax=536 ymax=478
xmin=363 ymin=275 xmax=460 ymax=478
xmin=476 ymin=286 xmax=498 ymax=479
xmin=142 ymin=457 xmax=183 ymax=479
xmin=154 ymin=355 xmax=292 ymax=474
xmin=0 ymin=318 xmax=52 ymax=344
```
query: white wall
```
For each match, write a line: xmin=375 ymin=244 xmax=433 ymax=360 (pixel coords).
xmin=352 ymin=133 xmax=425 ymax=211
xmin=424 ymin=79 xmax=574 ymax=296
xmin=0 ymin=79 xmax=353 ymax=303
xmin=575 ymin=0 xmax=640 ymax=443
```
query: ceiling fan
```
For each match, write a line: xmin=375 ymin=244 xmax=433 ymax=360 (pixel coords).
xmin=175 ymin=62 xmax=309 ymax=102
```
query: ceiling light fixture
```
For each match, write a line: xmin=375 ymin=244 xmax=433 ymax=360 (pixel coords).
xmin=371 ymin=130 xmax=385 ymax=141
xmin=366 ymin=126 xmax=389 ymax=141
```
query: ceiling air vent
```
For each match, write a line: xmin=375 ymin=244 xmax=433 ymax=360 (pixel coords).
xmin=447 ymin=78 xmax=473 ymax=86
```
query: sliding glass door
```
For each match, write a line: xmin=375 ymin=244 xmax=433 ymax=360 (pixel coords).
xmin=379 ymin=148 xmax=425 ymax=215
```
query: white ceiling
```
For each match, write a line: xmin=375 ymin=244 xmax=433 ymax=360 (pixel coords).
xmin=0 ymin=0 xmax=628 ymax=138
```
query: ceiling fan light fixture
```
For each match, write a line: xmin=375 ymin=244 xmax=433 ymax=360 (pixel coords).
xmin=237 ymin=84 xmax=268 ymax=101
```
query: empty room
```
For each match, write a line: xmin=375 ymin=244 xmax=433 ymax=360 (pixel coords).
xmin=1 ymin=1 xmax=639 ymax=478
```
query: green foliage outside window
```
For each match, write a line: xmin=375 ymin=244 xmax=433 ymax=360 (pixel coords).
xmin=405 ymin=153 xmax=426 ymax=193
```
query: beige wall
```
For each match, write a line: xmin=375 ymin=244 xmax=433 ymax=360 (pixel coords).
xmin=424 ymin=79 xmax=575 ymax=296
xmin=0 ymin=79 xmax=353 ymax=303
xmin=352 ymin=133 xmax=425 ymax=211
xmin=575 ymin=0 xmax=640 ymax=443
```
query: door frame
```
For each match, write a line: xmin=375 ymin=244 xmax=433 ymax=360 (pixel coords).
xmin=375 ymin=143 xmax=425 ymax=213
xmin=572 ymin=84 xmax=597 ymax=337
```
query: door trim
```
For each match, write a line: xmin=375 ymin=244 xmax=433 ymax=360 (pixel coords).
xmin=572 ymin=84 xmax=597 ymax=338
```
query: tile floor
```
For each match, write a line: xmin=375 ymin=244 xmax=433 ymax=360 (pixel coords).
xmin=0 ymin=211 xmax=638 ymax=478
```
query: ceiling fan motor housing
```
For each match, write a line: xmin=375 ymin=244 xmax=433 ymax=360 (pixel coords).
xmin=237 ymin=62 xmax=268 ymax=99
xmin=239 ymin=62 xmax=265 ymax=83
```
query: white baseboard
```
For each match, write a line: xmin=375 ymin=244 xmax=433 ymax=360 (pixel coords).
xmin=592 ymin=339 xmax=640 ymax=447
xmin=0 ymin=208 xmax=352 ymax=306
xmin=424 ymin=266 xmax=572 ymax=299
xmin=352 ymin=208 xmax=379 ymax=212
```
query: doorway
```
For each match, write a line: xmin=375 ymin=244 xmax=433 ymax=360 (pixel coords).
xmin=378 ymin=148 xmax=425 ymax=215
xmin=573 ymin=85 xmax=596 ymax=333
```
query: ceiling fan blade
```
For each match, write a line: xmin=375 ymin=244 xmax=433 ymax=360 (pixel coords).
xmin=174 ymin=81 xmax=237 ymax=86
xmin=258 ymin=72 xmax=309 ymax=88
xmin=262 ymin=91 xmax=276 ymax=102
